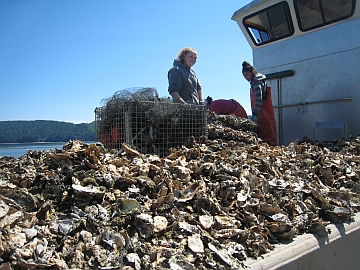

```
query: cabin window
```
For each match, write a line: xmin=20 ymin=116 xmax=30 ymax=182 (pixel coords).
xmin=243 ymin=1 xmax=294 ymax=46
xmin=294 ymin=0 xmax=356 ymax=31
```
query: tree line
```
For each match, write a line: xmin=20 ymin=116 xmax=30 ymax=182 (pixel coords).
xmin=0 ymin=120 xmax=96 ymax=143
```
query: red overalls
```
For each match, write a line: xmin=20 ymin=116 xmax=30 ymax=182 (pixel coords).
xmin=250 ymin=86 xmax=277 ymax=146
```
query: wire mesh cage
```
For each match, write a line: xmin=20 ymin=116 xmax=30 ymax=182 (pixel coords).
xmin=94 ymin=88 xmax=207 ymax=157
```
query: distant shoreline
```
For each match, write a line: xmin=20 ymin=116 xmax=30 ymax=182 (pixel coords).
xmin=0 ymin=141 xmax=96 ymax=158
xmin=0 ymin=120 xmax=95 ymax=143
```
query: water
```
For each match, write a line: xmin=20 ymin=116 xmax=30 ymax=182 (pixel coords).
xmin=0 ymin=142 xmax=95 ymax=158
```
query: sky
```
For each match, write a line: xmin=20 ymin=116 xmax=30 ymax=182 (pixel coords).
xmin=0 ymin=0 xmax=254 ymax=124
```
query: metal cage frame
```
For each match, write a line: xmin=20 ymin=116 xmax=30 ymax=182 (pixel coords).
xmin=95 ymin=101 xmax=207 ymax=157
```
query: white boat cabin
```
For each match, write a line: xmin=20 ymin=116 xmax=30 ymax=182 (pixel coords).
xmin=232 ymin=0 xmax=360 ymax=145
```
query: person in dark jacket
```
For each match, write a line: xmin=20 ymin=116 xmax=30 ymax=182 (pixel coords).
xmin=205 ymin=96 xmax=247 ymax=118
xmin=242 ymin=61 xmax=277 ymax=146
xmin=168 ymin=47 xmax=203 ymax=105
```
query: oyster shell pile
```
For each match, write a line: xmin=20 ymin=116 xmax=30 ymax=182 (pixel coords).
xmin=1 ymin=113 xmax=360 ymax=270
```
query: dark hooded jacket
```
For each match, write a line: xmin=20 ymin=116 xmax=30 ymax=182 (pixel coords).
xmin=168 ymin=60 xmax=202 ymax=104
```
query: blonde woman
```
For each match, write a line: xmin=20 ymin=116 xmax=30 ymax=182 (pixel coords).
xmin=168 ymin=47 xmax=203 ymax=105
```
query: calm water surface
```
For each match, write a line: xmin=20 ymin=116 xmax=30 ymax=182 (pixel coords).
xmin=0 ymin=142 xmax=95 ymax=158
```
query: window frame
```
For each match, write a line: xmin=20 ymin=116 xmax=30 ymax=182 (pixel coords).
xmin=293 ymin=0 xmax=357 ymax=32
xmin=242 ymin=1 xmax=295 ymax=46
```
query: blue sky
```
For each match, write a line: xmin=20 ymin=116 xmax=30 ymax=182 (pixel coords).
xmin=0 ymin=0 xmax=253 ymax=124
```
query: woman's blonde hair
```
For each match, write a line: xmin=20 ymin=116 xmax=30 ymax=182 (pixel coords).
xmin=177 ymin=47 xmax=197 ymax=63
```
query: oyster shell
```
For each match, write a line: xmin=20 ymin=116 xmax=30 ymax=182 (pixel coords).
xmin=0 ymin=118 xmax=360 ymax=269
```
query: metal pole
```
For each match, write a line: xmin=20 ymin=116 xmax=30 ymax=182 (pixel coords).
xmin=277 ymin=78 xmax=283 ymax=145
xmin=273 ymin=98 xmax=353 ymax=108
